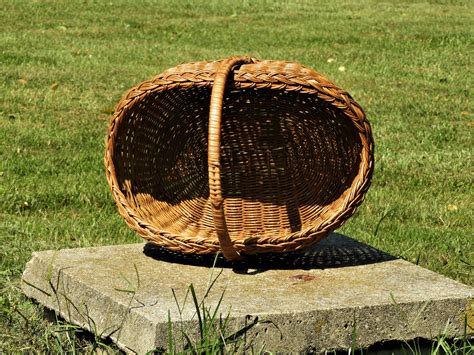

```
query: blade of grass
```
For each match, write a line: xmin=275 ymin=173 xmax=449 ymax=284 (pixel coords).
xmin=189 ymin=284 xmax=204 ymax=340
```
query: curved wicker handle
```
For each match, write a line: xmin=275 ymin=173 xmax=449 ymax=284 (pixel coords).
xmin=208 ymin=56 xmax=255 ymax=261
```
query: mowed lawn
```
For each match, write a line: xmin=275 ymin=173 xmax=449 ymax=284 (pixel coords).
xmin=1 ymin=0 xmax=472 ymax=352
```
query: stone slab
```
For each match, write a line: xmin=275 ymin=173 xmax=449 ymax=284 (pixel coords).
xmin=22 ymin=234 xmax=473 ymax=353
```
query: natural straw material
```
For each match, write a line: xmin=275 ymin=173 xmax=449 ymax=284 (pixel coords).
xmin=105 ymin=56 xmax=374 ymax=260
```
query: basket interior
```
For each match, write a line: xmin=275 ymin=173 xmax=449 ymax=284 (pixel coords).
xmin=112 ymin=86 xmax=362 ymax=241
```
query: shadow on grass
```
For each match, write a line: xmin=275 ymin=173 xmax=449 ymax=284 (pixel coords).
xmin=143 ymin=232 xmax=396 ymax=274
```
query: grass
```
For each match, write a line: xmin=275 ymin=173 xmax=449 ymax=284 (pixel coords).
xmin=163 ymin=258 xmax=275 ymax=354
xmin=0 ymin=0 xmax=472 ymax=352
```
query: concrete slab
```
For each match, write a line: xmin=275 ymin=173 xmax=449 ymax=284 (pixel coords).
xmin=22 ymin=233 xmax=473 ymax=354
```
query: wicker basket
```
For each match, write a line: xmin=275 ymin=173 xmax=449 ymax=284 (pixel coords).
xmin=105 ymin=56 xmax=374 ymax=261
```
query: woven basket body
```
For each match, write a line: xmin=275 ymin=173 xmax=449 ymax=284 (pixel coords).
xmin=105 ymin=56 xmax=374 ymax=260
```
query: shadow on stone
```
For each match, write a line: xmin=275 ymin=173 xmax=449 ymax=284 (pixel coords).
xmin=143 ymin=233 xmax=396 ymax=273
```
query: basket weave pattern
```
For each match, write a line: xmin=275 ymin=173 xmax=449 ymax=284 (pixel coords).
xmin=105 ymin=56 xmax=374 ymax=260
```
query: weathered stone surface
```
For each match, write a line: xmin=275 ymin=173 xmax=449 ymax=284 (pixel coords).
xmin=22 ymin=234 xmax=473 ymax=353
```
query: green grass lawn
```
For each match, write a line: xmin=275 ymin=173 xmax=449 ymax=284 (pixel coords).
xmin=1 ymin=0 xmax=473 ymax=352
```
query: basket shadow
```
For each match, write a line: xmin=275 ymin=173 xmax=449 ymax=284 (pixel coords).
xmin=143 ymin=233 xmax=396 ymax=274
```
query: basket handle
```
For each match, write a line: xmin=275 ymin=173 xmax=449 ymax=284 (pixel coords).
xmin=208 ymin=56 xmax=255 ymax=261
